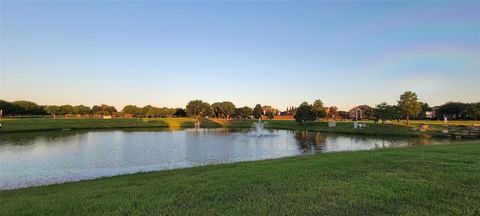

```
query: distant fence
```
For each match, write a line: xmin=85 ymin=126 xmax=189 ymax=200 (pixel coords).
xmin=260 ymin=115 xmax=295 ymax=120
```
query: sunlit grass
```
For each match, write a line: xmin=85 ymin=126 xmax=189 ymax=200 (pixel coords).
xmin=0 ymin=118 xmax=220 ymax=133
xmin=1 ymin=142 xmax=479 ymax=215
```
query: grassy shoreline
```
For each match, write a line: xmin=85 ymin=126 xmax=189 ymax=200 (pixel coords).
xmin=1 ymin=117 xmax=479 ymax=138
xmin=0 ymin=118 xmax=221 ymax=133
xmin=1 ymin=142 xmax=479 ymax=215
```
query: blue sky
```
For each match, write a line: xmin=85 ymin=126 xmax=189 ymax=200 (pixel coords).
xmin=1 ymin=1 xmax=479 ymax=110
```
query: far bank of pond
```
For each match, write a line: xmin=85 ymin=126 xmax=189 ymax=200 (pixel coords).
xmin=1 ymin=118 xmax=479 ymax=138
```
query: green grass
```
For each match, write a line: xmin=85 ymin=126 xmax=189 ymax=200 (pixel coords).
xmin=212 ymin=119 xmax=479 ymax=138
xmin=1 ymin=142 xmax=479 ymax=215
xmin=1 ymin=118 xmax=478 ymax=138
xmin=0 ymin=117 xmax=221 ymax=133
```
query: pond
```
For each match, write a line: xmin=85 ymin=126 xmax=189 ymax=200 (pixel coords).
xmin=0 ymin=128 xmax=459 ymax=190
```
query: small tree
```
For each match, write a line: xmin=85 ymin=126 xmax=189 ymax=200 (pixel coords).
xmin=266 ymin=111 xmax=275 ymax=119
xmin=59 ymin=105 xmax=74 ymax=116
xmin=363 ymin=107 xmax=373 ymax=120
xmin=211 ymin=102 xmax=223 ymax=118
xmin=312 ymin=99 xmax=326 ymax=121
xmin=468 ymin=103 xmax=480 ymax=120
xmin=294 ymin=102 xmax=316 ymax=124
xmin=44 ymin=105 xmax=60 ymax=119
xmin=234 ymin=106 xmax=253 ymax=119
xmin=327 ymin=106 xmax=338 ymax=119
xmin=0 ymin=100 xmax=20 ymax=116
xmin=92 ymin=104 xmax=117 ymax=116
xmin=174 ymin=108 xmax=187 ymax=117
xmin=122 ymin=105 xmax=141 ymax=117
xmin=437 ymin=102 xmax=471 ymax=120
xmin=141 ymin=105 xmax=153 ymax=117
xmin=73 ymin=105 xmax=90 ymax=116
xmin=12 ymin=100 xmax=43 ymax=115
xmin=186 ymin=100 xmax=211 ymax=119
xmin=253 ymin=104 xmax=263 ymax=119
xmin=211 ymin=101 xmax=236 ymax=119
xmin=397 ymin=91 xmax=421 ymax=125
xmin=373 ymin=102 xmax=395 ymax=125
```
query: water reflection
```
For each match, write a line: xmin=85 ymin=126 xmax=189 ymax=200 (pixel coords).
xmin=0 ymin=128 xmax=458 ymax=190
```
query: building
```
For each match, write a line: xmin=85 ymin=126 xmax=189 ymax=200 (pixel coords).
xmin=425 ymin=111 xmax=433 ymax=119
xmin=431 ymin=106 xmax=440 ymax=119
xmin=348 ymin=105 xmax=372 ymax=120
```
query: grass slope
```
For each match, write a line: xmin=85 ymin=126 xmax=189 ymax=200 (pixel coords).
xmin=0 ymin=118 xmax=221 ymax=133
xmin=213 ymin=119 xmax=479 ymax=138
xmin=1 ymin=142 xmax=479 ymax=215
xmin=1 ymin=118 xmax=478 ymax=138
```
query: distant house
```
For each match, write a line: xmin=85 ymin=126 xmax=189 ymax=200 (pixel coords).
xmin=260 ymin=115 xmax=294 ymax=120
xmin=348 ymin=105 xmax=372 ymax=120
xmin=431 ymin=106 xmax=440 ymax=119
xmin=425 ymin=111 xmax=433 ymax=119
xmin=273 ymin=115 xmax=295 ymax=120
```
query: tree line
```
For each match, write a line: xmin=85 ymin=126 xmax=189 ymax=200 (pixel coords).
xmin=184 ymin=100 xmax=262 ymax=119
xmin=0 ymin=99 xmax=265 ymax=119
xmin=372 ymin=91 xmax=480 ymax=124
xmin=0 ymin=100 xmax=185 ymax=118
xmin=293 ymin=91 xmax=480 ymax=124
xmin=1 ymin=92 xmax=478 ymax=122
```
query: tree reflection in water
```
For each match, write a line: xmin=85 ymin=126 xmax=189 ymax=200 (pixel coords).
xmin=294 ymin=130 xmax=327 ymax=153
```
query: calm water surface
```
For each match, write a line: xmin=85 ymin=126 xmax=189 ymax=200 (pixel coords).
xmin=0 ymin=128 xmax=458 ymax=189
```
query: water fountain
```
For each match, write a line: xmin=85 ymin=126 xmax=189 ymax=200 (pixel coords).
xmin=251 ymin=118 xmax=272 ymax=136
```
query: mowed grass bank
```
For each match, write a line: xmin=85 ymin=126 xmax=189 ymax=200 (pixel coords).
xmin=1 ymin=118 xmax=478 ymax=138
xmin=1 ymin=142 xmax=479 ymax=215
xmin=213 ymin=119 xmax=480 ymax=138
xmin=0 ymin=118 xmax=221 ymax=133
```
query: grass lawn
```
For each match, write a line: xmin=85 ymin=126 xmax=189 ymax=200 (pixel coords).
xmin=1 ymin=118 xmax=479 ymax=138
xmin=1 ymin=142 xmax=479 ymax=215
xmin=212 ymin=118 xmax=480 ymax=138
xmin=0 ymin=117 xmax=221 ymax=133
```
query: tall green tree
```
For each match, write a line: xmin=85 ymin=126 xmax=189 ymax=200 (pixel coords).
xmin=221 ymin=101 xmax=236 ymax=119
xmin=211 ymin=102 xmax=223 ymax=118
xmin=363 ymin=107 xmax=373 ymax=120
xmin=72 ymin=105 xmax=90 ymax=116
xmin=437 ymin=102 xmax=471 ymax=120
xmin=373 ymin=102 xmax=395 ymax=125
xmin=397 ymin=91 xmax=421 ymax=125
xmin=253 ymin=104 xmax=263 ymax=119
xmin=122 ymin=105 xmax=142 ymax=117
xmin=0 ymin=100 xmax=20 ymax=116
xmin=141 ymin=105 xmax=153 ymax=117
xmin=468 ymin=103 xmax=480 ymax=120
xmin=312 ymin=99 xmax=326 ymax=120
xmin=294 ymin=102 xmax=316 ymax=124
xmin=91 ymin=104 xmax=117 ymax=116
xmin=266 ymin=111 xmax=275 ymax=119
xmin=211 ymin=101 xmax=235 ymax=118
xmin=186 ymin=100 xmax=211 ymax=118
xmin=234 ymin=106 xmax=253 ymax=119
xmin=393 ymin=105 xmax=403 ymax=122
xmin=44 ymin=105 xmax=60 ymax=118
xmin=12 ymin=100 xmax=43 ymax=115
xmin=58 ymin=105 xmax=74 ymax=115
xmin=174 ymin=108 xmax=187 ymax=117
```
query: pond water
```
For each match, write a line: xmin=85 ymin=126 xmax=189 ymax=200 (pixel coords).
xmin=0 ymin=128 xmax=459 ymax=190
